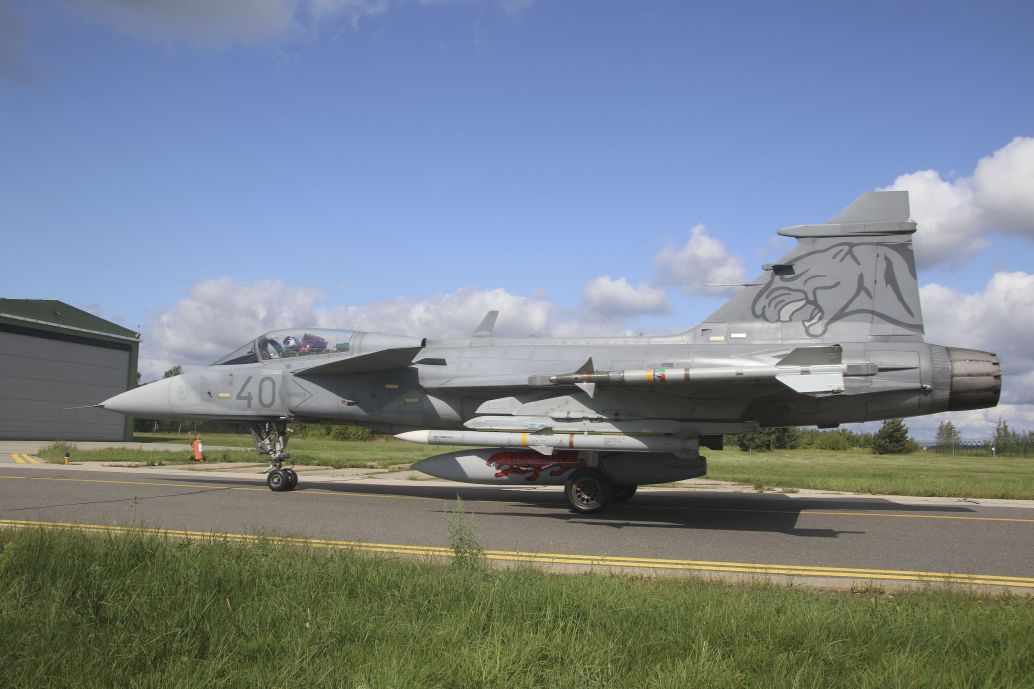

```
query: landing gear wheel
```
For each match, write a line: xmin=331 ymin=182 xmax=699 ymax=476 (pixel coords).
xmin=267 ymin=468 xmax=291 ymax=492
xmin=612 ymin=485 xmax=638 ymax=502
xmin=284 ymin=468 xmax=299 ymax=489
xmin=564 ymin=469 xmax=612 ymax=514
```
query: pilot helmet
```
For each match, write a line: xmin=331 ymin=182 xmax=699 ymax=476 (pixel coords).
xmin=283 ymin=336 xmax=298 ymax=348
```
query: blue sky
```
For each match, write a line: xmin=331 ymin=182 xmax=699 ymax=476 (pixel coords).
xmin=1 ymin=0 xmax=1032 ymax=437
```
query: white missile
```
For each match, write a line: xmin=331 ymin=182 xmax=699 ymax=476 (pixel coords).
xmin=395 ymin=429 xmax=697 ymax=455
xmin=542 ymin=345 xmax=860 ymax=396
xmin=550 ymin=364 xmax=846 ymax=388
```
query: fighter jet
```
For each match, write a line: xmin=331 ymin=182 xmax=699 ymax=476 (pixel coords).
xmin=100 ymin=191 xmax=1001 ymax=513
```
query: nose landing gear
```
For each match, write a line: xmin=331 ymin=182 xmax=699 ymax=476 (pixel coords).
xmin=267 ymin=467 xmax=298 ymax=492
xmin=251 ymin=421 xmax=299 ymax=492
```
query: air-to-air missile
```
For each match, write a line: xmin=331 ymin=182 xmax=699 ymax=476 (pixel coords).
xmin=100 ymin=191 xmax=1001 ymax=513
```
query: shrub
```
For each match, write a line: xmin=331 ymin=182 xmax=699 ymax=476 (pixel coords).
xmin=872 ymin=418 xmax=917 ymax=455
xmin=330 ymin=424 xmax=373 ymax=441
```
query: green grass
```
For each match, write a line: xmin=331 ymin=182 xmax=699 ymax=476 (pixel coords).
xmin=707 ymin=448 xmax=1034 ymax=500
xmin=38 ymin=433 xmax=467 ymax=470
xmin=1 ymin=527 xmax=1032 ymax=689
xmin=37 ymin=442 xmax=255 ymax=466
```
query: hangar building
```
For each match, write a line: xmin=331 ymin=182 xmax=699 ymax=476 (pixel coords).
xmin=0 ymin=299 xmax=138 ymax=441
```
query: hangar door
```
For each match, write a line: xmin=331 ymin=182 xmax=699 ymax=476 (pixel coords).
xmin=0 ymin=329 xmax=130 ymax=441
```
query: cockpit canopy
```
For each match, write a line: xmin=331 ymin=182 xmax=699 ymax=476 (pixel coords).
xmin=214 ymin=329 xmax=354 ymax=365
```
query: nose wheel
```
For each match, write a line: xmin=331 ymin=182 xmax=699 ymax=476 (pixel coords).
xmin=267 ymin=468 xmax=298 ymax=492
xmin=251 ymin=421 xmax=299 ymax=492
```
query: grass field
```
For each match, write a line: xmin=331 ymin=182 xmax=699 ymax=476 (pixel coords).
xmin=39 ymin=433 xmax=467 ymax=470
xmin=707 ymin=448 xmax=1034 ymax=500
xmin=2 ymin=526 xmax=1032 ymax=689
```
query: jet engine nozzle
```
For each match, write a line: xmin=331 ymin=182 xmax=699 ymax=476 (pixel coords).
xmin=947 ymin=348 xmax=1001 ymax=412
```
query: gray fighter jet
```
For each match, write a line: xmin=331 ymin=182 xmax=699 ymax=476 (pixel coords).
xmin=100 ymin=191 xmax=1001 ymax=512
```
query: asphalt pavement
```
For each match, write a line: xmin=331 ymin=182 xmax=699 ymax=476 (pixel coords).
xmin=2 ymin=454 xmax=1033 ymax=592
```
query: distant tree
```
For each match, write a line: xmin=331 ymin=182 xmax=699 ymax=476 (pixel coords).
xmin=872 ymin=418 xmax=915 ymax=455
xmin=770 ymin=427 xmax=802 ymax=450
xmin=814 ymin=431 xmax=850 ymax=451
xmin=737 ymin=427 xmax=801 ymax=452
xmin=737 ymin=431 xmax=773 ymax=452
xmin=994 ymin=418 xmax=1018 ymax=454
xmin=935 ymin=420 xmax=961 ymax=452
xmin=163 ymin=365 xmax=183 ymax=379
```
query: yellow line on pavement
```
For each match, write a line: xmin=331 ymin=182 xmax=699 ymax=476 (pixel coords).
xmin=1 ymin=518 xmax=1032 ymax=590
xmin=11 ymin=454 xmax=26 ymax=464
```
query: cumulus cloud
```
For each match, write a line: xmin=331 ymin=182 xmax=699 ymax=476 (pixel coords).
xmin=72 ymin=0 xmax=306 ymax=45
xmin=654 ymin=224 xmax=747 ymax=295
xmin=880 ymin=136 xmax=1034 ymax=268
xmin=580 ymin=276 xmax=670 ymax=319
xmin=142 ymin=278 xmax=326 ymax=378
xmin=318 ymin=287 xmax=555 ymax=339
xmin=907 ymin=271 xmax=1034 ymax=437
xmin=921 ymin=271 xmax=1034 ymax=404
xmin=67 ymin=0 xmax=528 ymax=46
xmin=139 ymin=277 xmax=616 ymax=380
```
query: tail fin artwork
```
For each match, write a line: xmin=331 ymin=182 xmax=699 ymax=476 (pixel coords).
xmin=702 ymin=191 xmax=923 ymax=342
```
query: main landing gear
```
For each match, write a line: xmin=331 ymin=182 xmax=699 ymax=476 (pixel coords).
xmin=564 ymin=469 xmax=637 ymax=514
xmin=250 ymin=421 xmax=298 ymax=492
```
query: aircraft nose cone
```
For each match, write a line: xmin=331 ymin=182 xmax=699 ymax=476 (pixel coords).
xmin=101 ymin=377 xmax=175 ymax=418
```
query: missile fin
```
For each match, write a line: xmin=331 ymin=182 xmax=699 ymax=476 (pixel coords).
xmin=777 ymin=345 xmax=843 ymax=367
xmin=776 ymin=372 xmax=844 ymax=395
xmin=472 ymin=310 xmax=499 ymax=337
xmin=576 ymin=382 xmax=597 ymax=398
xmin=530 ymin=445 xmax=554 ymax=456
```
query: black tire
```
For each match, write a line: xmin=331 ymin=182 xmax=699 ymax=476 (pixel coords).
xmin=284 ymin=468 xmax=298 ymax=489
xmin=564 ymin=469 xmax=612 ymax=514
xmin=267 ymin=469 xmax=290 ymax=492
xmin=612 ymin=485 xmax=638 ymax=502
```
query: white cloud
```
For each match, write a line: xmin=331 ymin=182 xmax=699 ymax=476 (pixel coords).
xmin=880 ymin=136 xmax=1034 ymax=268
xmin=142 ymin=278 xmax=325 ymax=378
xmin=73 ymin=0 xmax=305 ymax=46
xmin=915 ymin=270 xmax=1034 ymax=436
xmin=140 ymin=278 xmax=612 ymax=379
xmin=317 ymin=287 xmax=555 ymax=339
xmin=581 ymin=276 xmax=670 ymax=318
xmin=66 ymin=0 xmax=528 ymax=46
xmin=654 ymin=224 xmax=747 ymax=295
xmin=921 ymin=271 xmax=1034 ymax=404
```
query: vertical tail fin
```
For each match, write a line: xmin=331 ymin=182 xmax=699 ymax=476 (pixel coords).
xmin=702 ymin=191 xmax=924 ymax=342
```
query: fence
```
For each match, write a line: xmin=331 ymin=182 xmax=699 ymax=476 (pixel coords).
xmin=916 ymin=439 xmax=1034 ymax=458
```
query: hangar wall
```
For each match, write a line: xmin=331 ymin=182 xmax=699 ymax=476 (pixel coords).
xmin=0 ymin=300 xmax=138 ymax=441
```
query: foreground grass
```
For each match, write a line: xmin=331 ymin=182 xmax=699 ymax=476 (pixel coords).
xmin=708 ymin=448 xmax=1034 ymax=500
xmin=1 ymin=527 xmax=1032 ymax=689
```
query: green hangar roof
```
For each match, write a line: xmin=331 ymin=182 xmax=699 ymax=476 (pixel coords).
xmin=0 ymin=299 xmax=139 ymax=343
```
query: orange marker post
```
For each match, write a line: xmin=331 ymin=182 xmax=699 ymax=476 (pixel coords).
xmin=191 ymin=434 xmax=205 ymax=462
